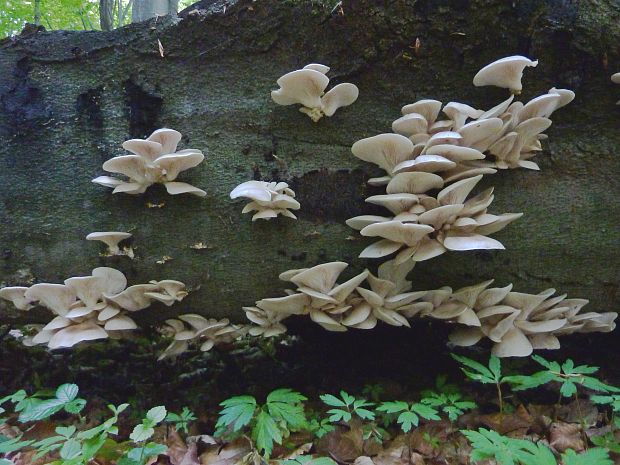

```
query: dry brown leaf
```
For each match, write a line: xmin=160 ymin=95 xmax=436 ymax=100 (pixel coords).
xmin=200 ymin=437 xmax=252 ymax=465
xmin=317 ymin=425 xmax=364 ymax=462
xmin=279 ymin=443 xmax=313 ymax=460
xmin=480 ymin=404 xmax=532 ymax=435
xmin=549 ymin=422 xmax=584 ymax=453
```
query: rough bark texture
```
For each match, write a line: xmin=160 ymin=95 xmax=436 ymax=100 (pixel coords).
xmin=0 ymin=0 xmax=619 ymax=342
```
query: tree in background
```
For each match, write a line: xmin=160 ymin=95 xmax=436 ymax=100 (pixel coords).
xmin=0 ymin=0 xmax=192 ymax=37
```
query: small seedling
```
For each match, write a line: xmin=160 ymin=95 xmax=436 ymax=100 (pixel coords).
xmin=452 ymin=354 xmax=508 ymax=414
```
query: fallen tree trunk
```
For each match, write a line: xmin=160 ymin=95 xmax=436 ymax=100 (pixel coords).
xmin=0 ymin=0 xmax=619 ymax=343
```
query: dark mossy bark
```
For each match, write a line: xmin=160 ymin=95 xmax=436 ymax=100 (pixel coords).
xmin=0 ymin=0 xmax=619 ymax=348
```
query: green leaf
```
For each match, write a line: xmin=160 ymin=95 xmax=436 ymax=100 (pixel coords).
xmin=339 ymin=391 xmax=355 ymax=406
xmin=319 ymin=394 xmax=347 ymax=408
xmin=562 ymin=448 xmax=613 ymax=465
xmin=56 ymin=425 xmax=77 ymax=438
xmin=0 ymin=459 xmax=13 ymax=465
xmin=64 ymin=398 xmax=87 ymax=414
xmin=326 ymin=408 xmax=351 ymax=423
xmin=0 ymin=436 xmax=34 ymax=454
xmin=216 ymin=396 xmax=257 ymax=432
xmin=560 ymin=380 xmax=577 ymax=398
xmin=60 ymin=438 xmax=82 ymax=460
xmin=130 ymin=424 xmax=155 ymax=442
xmin=18 ymin=398 xmax=65 ymax=422
xmin=267 ymin=401 xmax=307 ymax=430
xmin=411 ymin=403 xmax=440 ymax=421
xmin=55 ymin=384 xmax=79 ymax=403
xmin=396 ymin=411 xmax=418 ymax=433
xmin=451 ymin=354 xmax=495 ymax=384
xmin=267 ymin=389 xmax=307 ymax=404
xmin=253 ymin=410 xmax=282 ymax=457
xmin=488 ymin=356 xmax=501 ymax=381
xmin=146 ymin=406 xmax=167 ymax=424
xmin=532 ymin=355 xmax=560 ymax=372
xmin=377 ymin=401 xmax=408 ymax=414
xmin=81 ymin=434 xmax=108 ymax=461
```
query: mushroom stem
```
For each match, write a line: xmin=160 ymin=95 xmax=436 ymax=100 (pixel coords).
xmin=300 ymin=106 xmax=324 ymax=122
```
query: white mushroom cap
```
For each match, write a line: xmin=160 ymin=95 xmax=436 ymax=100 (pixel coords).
xmin=86 ymin=232 xmax=132 ymax=254
xmin=386 ymin=172 xmax=444 ymax=194
xmin=104 ymin=315 xmax=138 ymax=331
xmin=230 ymin=181 xmax=272 ymax=202
xmin=156 ymin=152 xmax=205 ymax=181
xmin=351 ymin=134 xmax=414 ymax=175
xmin=303 ymin=63 xmax=330 ymax=74
xmin=401 ymin=99 xmax=442 ymax=122
xmin=24 ymin=284 xmax=76 ymax=316
xmin=0 ymin=287 xmax=34 ymax=310
xmin=147 ymin=128 xmax=182 ymax=154
xmin=473 ymin=56 xmax=538 ymax=93
xmin=122 ymin=139 xmax=163 ymax=162
xmin=271 ymin=69 xmax=330 ymax=109
xmin=104 ymin=284 xmax=158 ymax=311
xmin=321 ymin=83 xmax=359 ymax=116
xmin=92 ymin=176 xmax=124 ymax=188
xmin=290 ymin=262 xmax=348 ymax=295
xmin=442 ymin=102 xmax=483 ymax=130
xmin=48 ymin=322 xmax=109 ymax=349
xmin=392 ymin=113 xmax=429 ymax=136
xmin=164 ymin=182 xmax=207 ymax=197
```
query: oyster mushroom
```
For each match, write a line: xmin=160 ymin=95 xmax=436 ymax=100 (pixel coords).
xmin=86 ymin=231 xmax=133 ymax=257
xmin=271 ymin=64 xmax=359 ymax=122
xmin=92 ymin=128 xmax=206 ymax=196
xmin=230 ymin=180 xmax=300 ymax=221
xmin=473 ymin=56 xmax=538 ymax=93
xmin=0 ymin=287 xmax=34 ymax=310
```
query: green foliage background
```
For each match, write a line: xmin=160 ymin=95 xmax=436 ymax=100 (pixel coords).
xmin=0 ymin=0 xmax=196 ymax=38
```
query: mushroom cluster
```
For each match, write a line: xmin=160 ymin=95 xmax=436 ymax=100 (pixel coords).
xmin=92 ymin=128 xmax=206 ymax=196
xmin=242 ymin=261 xmax=617 ymax=357
xmin=347 ymin=175 xmax=521 ymax=263
xmin=230 ymin=180 xmax=300 ymax=221
xmin=271 ymin=64 xmax=359 ymax=122
xmin=445 ymin=281 xmax=618 ymax=357
xmin=0 ymin=267 xmax=188 ymax=349
xmin=354 ymin=56 xmax=574 ymax=188
xmin=157 ymin=315 xmax=248 ymax=360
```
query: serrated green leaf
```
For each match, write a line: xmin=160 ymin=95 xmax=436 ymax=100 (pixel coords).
xmin=64 ymin=398 xmax=86 ymax=414
xmin=354 ymin=408 xmax=375 ymax=420
xmin=319 ymin=394 xmax=346 ymax=408
xmin=18 ymin=398 xmax=65 ymax=422
xmin=55 ymin=384 xmax=79 ymax=403
xmin=55 ymin=425 xmax=76 ymax=438
xmin=0 ymin=436 xmax=34 ymax=454
xmin=396 ymin=411 xmax=418 ymax=433
xmin=560 ymin=380 xmax=577 ymax=398
xmin=532 ymin=355 xmax=560 ymax=372
xmin=145 ymin=406 xmax=167 ymax=424
xmin=488 ymin=356 xmax=501 ymax=381
xmin=411 ymin=403 xmax=440 ymax=421
xmin=451 ymin=354 xmax=494 ymax=382
xmin=216 ymin=397 xmax=257 ymax=432
xmin=60 ymin=438 xmax=82 ymax=460
xmin=562 ymin=448 xmax=613 ymax=465
xmin=267 ymin=389 xmax=306 ymax=404
xmin=130 ymin=424 xmax=154 ymax=442
xmin=377 ymin=401 xmax=408 ymax=414
xmin=326 ymin=408 xmax=351 ymax=423
xmin=339 ymin=391 xmax=355 ymax=406
xmin=267 ymin=401 xmax=307 ymax=430
xmin=253 ymin=410 xmax=281 ymax=457
xmin=81 ymin=434 xmax=108 ymax=461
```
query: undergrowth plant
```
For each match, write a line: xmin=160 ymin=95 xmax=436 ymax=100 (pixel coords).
xmin=165 ymin=407 xmax=197 ymax=434
xmin=320 ymin=391 xmax=385 ymax=443
xmin=463 ymin=428 xmax=613 ymax=465
xmin=215 ymin=388 xmax=308 ymax=458
xmin=452 ymin=354 xmax=509 ymax=414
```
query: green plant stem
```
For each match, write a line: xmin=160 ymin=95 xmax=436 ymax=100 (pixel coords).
xmin=496 ymin=382 xmax=503 ymax=417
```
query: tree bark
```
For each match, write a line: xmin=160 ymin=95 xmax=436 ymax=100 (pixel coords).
xmin=0 ymin=0 xmax=619 ymax=346
xmin=100 ymin=0 xmax=114 ymax=31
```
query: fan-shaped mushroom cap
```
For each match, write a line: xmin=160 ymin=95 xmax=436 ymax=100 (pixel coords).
xmin=92 ymin=176 xmax=124 ymax=188
xmin=442 ymin=102 xmax=484 ymax=129
xmin=612 ymin=73 xmax=620 ymax=84
xmin=548 ymin=88 xmax=575 ymax=110
xmin=156 ymin=152 xmax=205 ymax=181
xmin=271 ymin=69 xmax=330 ymax=109
xmin=392 ymin=113 xmax=429 ymax=136
xmin=42 ymin=316 xmax=72 ymax=331
xmin=321 ymin=83 xmax=359 ymax=116
xmin=48 ymin=322 xmax=109 ymax=349
xmin=386 ymin=172 xmax=444 ymax=194
xmin=290 ymin=262 xmax=348 ymax=294
xmin=86 ymin=232 xmax=132 ymax=254
xmin=425 ymin=131 xmax=463 ymax=149
xmin=164 ymin=182 xmax=207 ymax=197
xmin=473 ymin=56 xmax=538 ymax=93
xmin=392 ymin=155 xmax=456 ymax=174
xmin=346 ymin=215 xmax=392 ymax=230
xmin=425 ymin=145 xmax=485 ymax=162
xmin=104 ymin=284 xmax=158 ymax=311
xmin=458 ymin=118 xmax=503 ymax=150
xmin=352 ymin=134 xmax=414 ymax=175
xmin=104 ymin=315 xmax=137 ymax=331
xmin=102 ymin=155 xmax=158 ymax=182
xmin=122 ymin=139 xmax=163 ymax=162
xmin=365 ymin=193 xmax=420 ymax=215
xmin=401 ymin=99 xmax=442 ymax=123
xmin=303 ymin=63 xmax=330 ymax=74
xmin=492 ymin=327 xmax=533 ymax=357
xmin=147 ymin=128 xmax=182 ymax=155
xmin=438 ymin=175 xmax=482 ymax=205
xmin=231 ymin=181 xmax=273 ymax=202
xmin=0 ymin=287 xmax=34 ymax=310
xmin=518 ymin=93 xmax=561 ymax=121
xmin=479 ymin=95 xmax=515 ymax=119
xmin=25 ymin=284 xmax=76 ymax=316
xmin=257 ymin=293 xmax=310 ymax=315
xmin=361 ymin=221 xmax=434 ymax=247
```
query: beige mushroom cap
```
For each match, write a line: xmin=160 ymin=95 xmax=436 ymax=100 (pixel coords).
xmin=271 ymin=69 xmax=330 ymax=109
xmin=473 ymin=56 xmax=538 ymax=93
xmin=24 ymin=284 xmax=76 ymax=316
xmin=86 ymin=231 xmax=132 ymax=254
xmin=147 ymin=128 xmax=183 ymax=154
xmin=230 ymin=181 xmax=273 ymax=202
xmin=48 ymin=322 xmax=109 ymax=349
xmin=0 ymin=286 xmax=34 ymax=310
xmin=352 ymin=133 xmax=414 ymax=175
xmin=303 ymin=63 xmax=330 ymax=74
xmin=290 ymin=262 xmax=349 ymax=295
xmin=612 ymin=72 xmax=620 ymax=84
xmin=321 ymin=83 xmax=359 ymax=116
